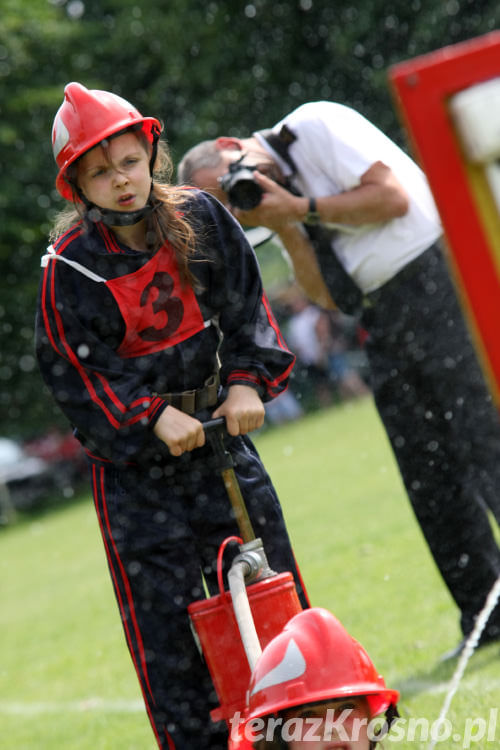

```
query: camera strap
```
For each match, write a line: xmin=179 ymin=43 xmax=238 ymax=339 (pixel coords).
xmin=258 ymin=126 xmax=363 ymax=317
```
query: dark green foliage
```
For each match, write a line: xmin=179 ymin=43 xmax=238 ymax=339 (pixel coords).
xmin=1 ymin=0 xmax=499 ymax=437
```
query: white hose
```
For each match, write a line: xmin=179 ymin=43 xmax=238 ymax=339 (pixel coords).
xmin=228 ymin=562 xmax=263 ymax=671
xmin=427 ymin=573 xmax=500 ymax=750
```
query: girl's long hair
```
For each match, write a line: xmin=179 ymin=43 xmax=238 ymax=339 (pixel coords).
xmin=50 ymin=134 xmax=197 ymax=286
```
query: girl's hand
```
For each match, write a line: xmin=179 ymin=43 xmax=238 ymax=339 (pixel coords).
xmin=212 ymin=385 xmax=265 ymax=436
xmin=153 ymin=406 xmax=205 ymax=457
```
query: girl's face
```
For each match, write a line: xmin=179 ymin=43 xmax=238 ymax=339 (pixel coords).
xmin=282 ymin=696 xmax=372 ymax=750
xmin=76 ymin=132 xmax=152 ymax=215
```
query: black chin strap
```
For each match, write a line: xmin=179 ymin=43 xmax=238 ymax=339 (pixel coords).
xmin=369 ymin=703 xmax=400 ymax=749
xmin=84 ymin=192 xmax=157 ymax=227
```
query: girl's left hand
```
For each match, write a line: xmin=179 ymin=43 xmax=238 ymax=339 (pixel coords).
xmin=212 ymin=385 xmax=265 ymax=436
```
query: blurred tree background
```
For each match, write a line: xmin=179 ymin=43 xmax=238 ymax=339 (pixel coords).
xmin=1 ymin=0 xmax=498 ymax=438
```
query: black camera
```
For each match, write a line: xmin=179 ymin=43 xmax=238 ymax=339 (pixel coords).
xmin=218 ymin=157 xmax=263 ymax=210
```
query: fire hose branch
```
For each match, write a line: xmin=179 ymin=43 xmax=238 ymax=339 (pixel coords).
xmin=232 ymin=539 xmax=277 ymax=584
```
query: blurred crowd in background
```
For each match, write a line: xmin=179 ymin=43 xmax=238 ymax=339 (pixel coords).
xmin=264 ymin=283 xmax=371 ymax=426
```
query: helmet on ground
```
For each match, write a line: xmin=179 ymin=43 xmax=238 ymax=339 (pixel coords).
xmin=52 ymin=82 xmax=162 ymax=200
xmin=246 ymin=607 xmax=399 ymax=722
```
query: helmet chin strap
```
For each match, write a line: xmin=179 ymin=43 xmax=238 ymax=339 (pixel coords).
xmin=86 ymin=200 xmax=155 ymax=227
xmin=77 ymin=185 xmax=158 ymax=227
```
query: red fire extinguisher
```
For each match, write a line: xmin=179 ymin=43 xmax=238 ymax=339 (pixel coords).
xmin=188 ymin=419 xmax=305 ymax=735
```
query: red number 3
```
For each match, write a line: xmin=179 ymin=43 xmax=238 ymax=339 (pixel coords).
xmin=138 ymin=271 xmax=184 ymax=342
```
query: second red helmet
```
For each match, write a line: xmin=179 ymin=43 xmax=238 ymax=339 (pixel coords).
xmin=246 ymin=607 xmax=399 ymax=722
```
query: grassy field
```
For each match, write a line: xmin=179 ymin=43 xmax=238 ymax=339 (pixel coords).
xmin=1 ymin=396 xmax=499 ymax=749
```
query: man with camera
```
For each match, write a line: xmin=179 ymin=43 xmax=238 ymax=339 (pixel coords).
xmin=177 ymin=100 xmax=500 ymax=658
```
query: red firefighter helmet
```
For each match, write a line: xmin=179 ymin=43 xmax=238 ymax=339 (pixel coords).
xmin=52 ymin=82 xmax=162 ymax=200
xmin=246 ymin=607 xmax=399 ymax=722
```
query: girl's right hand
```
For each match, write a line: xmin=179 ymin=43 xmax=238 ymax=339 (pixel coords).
xmin=153 ymin=406 xmax=205 ymax=456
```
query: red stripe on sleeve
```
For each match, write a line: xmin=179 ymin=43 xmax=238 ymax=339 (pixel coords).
xmin=262 ymin=291 xmax=288 ymax=350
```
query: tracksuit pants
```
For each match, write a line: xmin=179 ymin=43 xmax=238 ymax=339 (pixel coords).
xmin=361 ymin=242 xmax=500 ymax=640
xmin=88 ymin=431 xmax=308 ymax=750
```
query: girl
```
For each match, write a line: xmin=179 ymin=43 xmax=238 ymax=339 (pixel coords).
xmin=231 ymin=608 xmax=399 ymax=750
xmin=36 ymin=82 xmax=308 ymax=750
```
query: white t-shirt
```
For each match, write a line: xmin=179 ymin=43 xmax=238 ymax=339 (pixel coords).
xmin=256 ymin=101 xmax=442 ymax=294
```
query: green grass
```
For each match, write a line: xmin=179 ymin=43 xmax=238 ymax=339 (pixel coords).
xmin=1 ymin=397 xmax=499 ymax=749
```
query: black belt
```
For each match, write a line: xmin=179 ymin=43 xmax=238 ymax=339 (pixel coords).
xmin=154 ymin=373 xmax=220 ymax=415
xmin=363 ymin=243 xmax=441 ymax=308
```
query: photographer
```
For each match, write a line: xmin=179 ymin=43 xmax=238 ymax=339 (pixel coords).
xmin=178 ymin=100 xmax=500 ymax=658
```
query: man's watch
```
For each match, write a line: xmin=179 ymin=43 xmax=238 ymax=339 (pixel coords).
xmin=304 ymin=197 xmax=321 ymax=225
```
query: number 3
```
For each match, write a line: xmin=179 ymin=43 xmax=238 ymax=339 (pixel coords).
xmin=138 ymin=271 xmax=184 ymax=342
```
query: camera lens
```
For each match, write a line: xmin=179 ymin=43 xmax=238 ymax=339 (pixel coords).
xmin=228 ymin=179 xmax=263 ymax=210
xmin=219 ymin=162 xmax=264 ymax=210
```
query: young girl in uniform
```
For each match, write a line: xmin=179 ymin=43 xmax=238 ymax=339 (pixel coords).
xmin=36 ymin=82 xmax=308 ymax=750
